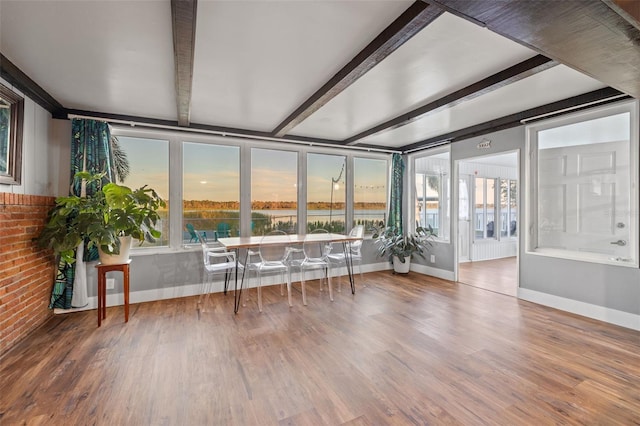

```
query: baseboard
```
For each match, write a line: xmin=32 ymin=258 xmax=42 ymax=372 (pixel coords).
xmin=53 ymin=261 xmax=447 ymax=315
xmin=518 ymin=288 xmax=640 ymax=331
xmin=410 ymin=263 xmax=455 ymax=281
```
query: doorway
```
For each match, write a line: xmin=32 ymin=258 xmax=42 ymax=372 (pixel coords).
xmin=456 ymin=152 xmax=519 ymax=297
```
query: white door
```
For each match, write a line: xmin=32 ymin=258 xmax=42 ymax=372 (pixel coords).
xmin=538 ymin=140 xmax=632 ymax=260
xmin=458 ymin=175 xmax=471 ymax=262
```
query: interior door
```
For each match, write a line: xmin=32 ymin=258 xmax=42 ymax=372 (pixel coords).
xmin=458 ymin=175 xmax=471 ymax=262
xmin=538 ymin=140 xmax=632 ymax=260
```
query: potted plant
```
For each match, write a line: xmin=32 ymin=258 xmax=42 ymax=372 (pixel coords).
xmin=38 ymin=171 xmax=165 ymax=265
xmin=372 ymin=225 xmax=434 ymax=274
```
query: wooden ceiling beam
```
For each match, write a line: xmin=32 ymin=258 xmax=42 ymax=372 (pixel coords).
xmin=426 ymin=0 xmax=640 ymax=99
xmin=398 ymin=87 xmax=627 ymax=153
xmin=171 ymin=0 xmax=198 ymax=127
xmin=0 ymin=53 xmax=63 ymax=114
xmin=344 ymin=54 xmax=556 ymax=145
xmin=271 ymin=1 xmax=443 ymax=138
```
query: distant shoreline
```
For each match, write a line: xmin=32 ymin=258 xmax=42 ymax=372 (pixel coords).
xmin=182 ymin=200 xmax=386 ymax=210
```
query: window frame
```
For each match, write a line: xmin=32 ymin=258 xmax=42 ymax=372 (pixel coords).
xmin=0 ymin=82 xmax=24 ymax=185
xmin=525 ymin=99 xmax=639 ymax=267
xmin=409 ymin=146 xmax=451 ymax=242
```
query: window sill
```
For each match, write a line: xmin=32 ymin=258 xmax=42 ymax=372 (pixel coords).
xmin=526 ymin=248 xmax=638 ymax=268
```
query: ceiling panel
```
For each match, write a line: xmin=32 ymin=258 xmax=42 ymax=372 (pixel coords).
xmin=288 ymin=12 xmax=537 ymax=140
xmin=0 ymin=0 xmax=177 ymax=121
xmin=361 ymin=65 xmax=607 ymax=147
xmin=190 ymin=0 xmax=412 ymax=131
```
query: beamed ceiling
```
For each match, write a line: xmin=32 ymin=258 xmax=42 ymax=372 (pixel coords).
xmin=1 ymin=0 xmax=639 ymax=153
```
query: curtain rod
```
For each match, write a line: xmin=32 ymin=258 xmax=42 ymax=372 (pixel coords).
xmin=67 ymin=113 xmax=402 ymax=154
xmin=403 ymin=139 xmax=452 ymax=154
xmin=519 ymin=94 xmax=629 ymax=124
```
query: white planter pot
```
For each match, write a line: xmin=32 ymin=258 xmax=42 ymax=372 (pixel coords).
xmin=392 ymin=255 xmax=411 ymax=274
xmin=98 ymin=235 xmax=132 ymax=265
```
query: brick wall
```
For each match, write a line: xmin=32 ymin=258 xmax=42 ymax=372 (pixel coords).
xmin=0 ymin=193 xmax=56 ymax=358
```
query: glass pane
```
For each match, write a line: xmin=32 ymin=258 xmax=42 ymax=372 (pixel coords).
xmin=500 ymin=179 xmax=509 ymax=238
xmin=509 ymin=180 xmax=517 ymax=237
xmin=414 ymin=152 xmax=450 ymax=241
xmin=536 ymin=109 xmax=634 ymax=262
xmin=425 ymin=175 xmax=440 ymax=235
xmin=415 ymin=174 xmax=426 ymax=229
xmin=475 ymin=177 xmax=485 ymax=239
xmin=487 ymin=178 xmax=496 ymax=239
xmin=307 ymin=153 xmax=345 ymax=233
xmin=183 ymin=143 xmax=240 ymax=243
xmin=354 ymin=157 xmax=387 ymax=234
xmin=251 ymin=148 xmax=298 ymax=235
xmin=116 ymin=136 xmax=170 ymax=248
xmin=0 ymin=99 xmax=10 ymax=174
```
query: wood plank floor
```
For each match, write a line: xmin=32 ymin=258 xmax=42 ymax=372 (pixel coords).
xmin=1 ymin=272 xmax=639 ymax=425
xmin=458 ymin=257 xmax=518 ymax=297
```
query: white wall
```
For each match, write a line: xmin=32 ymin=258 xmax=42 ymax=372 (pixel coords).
xmin=0 ymin=77 xmax=69 ymax=196
xmin=449 ymin=125 xmax=639 ymax=330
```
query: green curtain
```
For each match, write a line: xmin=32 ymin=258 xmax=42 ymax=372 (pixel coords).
xmin=387 ymin=153 xmax=404 ymax=234
xmin=49 ymin=119 xmax=114 ymax=309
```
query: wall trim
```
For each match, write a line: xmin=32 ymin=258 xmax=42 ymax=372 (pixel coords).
xmin=410 ymin=262 xmax=455 ymax=281
xmin=518 ymin=288 xmax=640 ymax=331
xmin=55 ymin=262 xmax=394 ymax=314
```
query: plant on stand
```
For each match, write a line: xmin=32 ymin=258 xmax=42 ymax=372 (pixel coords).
xmin=372 ymin=225 xmax=434 ymax=273
xmin=38 ymin=171 xmax=165 ymax=265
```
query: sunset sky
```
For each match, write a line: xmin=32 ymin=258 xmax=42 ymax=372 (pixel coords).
xmin=118 ymin=136 xmax=387 ymax=203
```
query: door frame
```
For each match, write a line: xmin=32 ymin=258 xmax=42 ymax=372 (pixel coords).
xmin=453 ymin=150 xmax=521 ymax=292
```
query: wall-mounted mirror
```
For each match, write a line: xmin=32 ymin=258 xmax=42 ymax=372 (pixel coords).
xmin=0 ymin=81 xmax=24 ymax=185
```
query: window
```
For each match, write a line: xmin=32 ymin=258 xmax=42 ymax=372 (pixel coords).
xmin=474 ymin=177 xmax=496 ymax=240
xmin=500 ymin=179 xmax=517 ymax=238
xmin=307 ymin=153 xmax=345 ymax=232
xmin=183 ymin=143 xmax=239 ymax=242
xmin=251 ymin=148 xmax=298 ymax=235
xmin=0 ymin=82 xmax=24 ymax=185
xmin=113 ymin=126 xmax=389 ymax=249
xmin=354 ymin=157 xmax=387 ymax=234
xmin=527 ymin=100 xmax=638 ymax=266
xmin=115 ymin=136 xmax=170 ymax=248
xmin=414 ymin=151 xmax=450 ymax=241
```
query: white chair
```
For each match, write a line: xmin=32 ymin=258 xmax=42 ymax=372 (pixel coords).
xmin=246 ymin=230 xmax=292 ymax=312
xmin=291 ymin=229 xmax=333 ymax=305
xmin=198 ymin=232 xmax=242 ymax=312
xmin=328 ymin=225 xmax=364 ymax=292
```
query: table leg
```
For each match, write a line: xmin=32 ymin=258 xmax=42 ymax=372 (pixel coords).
xmin=234 ymin=248 xmax=246 ymax=314
xmin=343 ymin=241 xmax=356 ymax=295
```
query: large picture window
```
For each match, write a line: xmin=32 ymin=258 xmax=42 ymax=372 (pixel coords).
xmin=116 ymin=136 xmax=170 ymax=248
xmin=251 ymin=148 xmax=298 ymax=235
xmin=114 ymin=126 xmax=388 ymax=249
xmin=354 ymin=157 xmax=387 ymax=234
xmin=307 ymin=153 xmax=345 ymax=232
xmin=183 ymin=143 xmax=239 ymax=242
xmin=527 ymin=100 xmax=639 ymax=266
xmin=414 ymin=151 xmax=450 ymax=241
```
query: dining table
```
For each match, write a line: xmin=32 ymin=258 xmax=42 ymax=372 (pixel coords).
xmin=218 ymin=233 xmax=362 ymax=313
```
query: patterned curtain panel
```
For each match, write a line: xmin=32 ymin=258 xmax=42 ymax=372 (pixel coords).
xmin=49 ymin=119 xmax=114 ymax=309
xmin=387 ymin=153 xmax=404 ymax=234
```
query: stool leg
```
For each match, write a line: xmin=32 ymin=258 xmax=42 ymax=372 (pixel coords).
xmin=124 ymin=265 xmax=130 ymax=322
xmin=97 ymin=271 xmax=103 ymax=327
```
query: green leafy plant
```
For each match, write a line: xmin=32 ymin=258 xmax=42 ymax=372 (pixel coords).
xmin=38 ymin=171 xmax=165 ymax=263
xmin=372 ymin=225 xmax=434 ymax=264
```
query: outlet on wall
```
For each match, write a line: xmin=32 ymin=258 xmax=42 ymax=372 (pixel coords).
xmin=106 ymin=278 xmax=115 ymax=290
xmin=430 ymin=254 xmax=436 ymax=263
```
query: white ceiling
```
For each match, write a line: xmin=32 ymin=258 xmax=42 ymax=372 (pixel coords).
xmin=0 ymin=1 xmax=611 ymax=151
